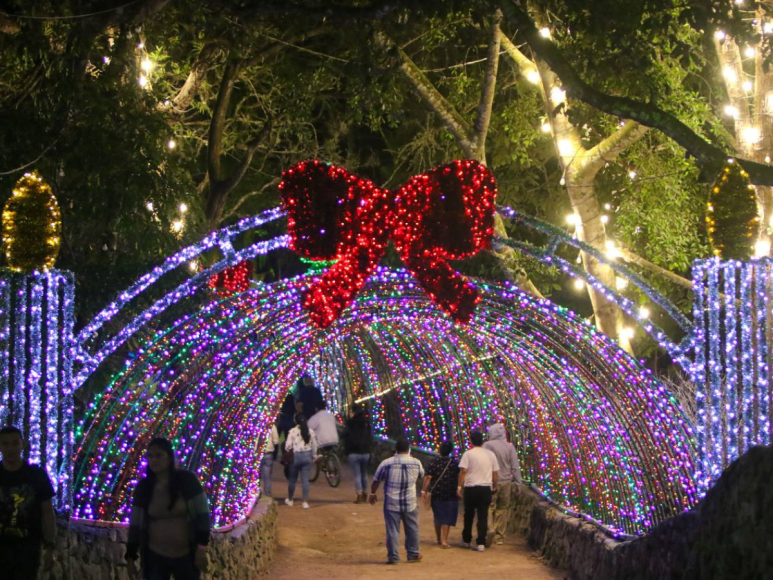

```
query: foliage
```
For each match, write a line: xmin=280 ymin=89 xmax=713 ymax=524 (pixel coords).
xmin=707 ymin=162 xmax=759 ymax=260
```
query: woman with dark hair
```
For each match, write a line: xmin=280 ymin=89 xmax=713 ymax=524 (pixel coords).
xmin=126 ymin=438 xmax=211 ymax=579
xmin=284 ymin=413 xmax=318 ymax=509
xmin=343 ymin=404 xmax=372 ymax=504
xmin=421 ymin=441 xmax=460 ymax=549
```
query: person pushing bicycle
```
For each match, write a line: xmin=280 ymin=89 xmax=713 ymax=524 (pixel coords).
xmin=308 ymin=401 xmax=339 ymax=458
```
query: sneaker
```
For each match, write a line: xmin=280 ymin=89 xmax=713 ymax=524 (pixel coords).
xmin=460 ymin=542 xmax=471 ymax=549
xmin=302 ymin=502 xmax=310 ymax=509
xmin=407 ymin=555 xmax=422 ymax=563
xmin=284 ymin=498 xmax=293 ymax=507
xmin=477 ymin=545 xmax=485 ymax=552
xmin=386 ymin=561 xmax=399 ymax=565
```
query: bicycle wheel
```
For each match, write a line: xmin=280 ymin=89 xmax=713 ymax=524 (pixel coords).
xmin=325 ymin=453 xmax=341 ymax=487
xmin=310 ymin=460 xmax=320 ymax=482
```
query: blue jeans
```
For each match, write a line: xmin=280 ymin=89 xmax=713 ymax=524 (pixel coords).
xmin=145 ymin=549 xmax=200 ymax=580
xmin=260 ymin=452 xmax=275 ymax=497
xmin=348 ymin=453 xmax=370 ymax=493
xmin=384 ymin=508 xmax=420 ymax=563
xmin=288 ymin=450 xmax=313 ymax=501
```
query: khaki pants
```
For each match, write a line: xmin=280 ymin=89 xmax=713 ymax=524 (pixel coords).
xmin=489 ymin=480 xmax=516 ymax=543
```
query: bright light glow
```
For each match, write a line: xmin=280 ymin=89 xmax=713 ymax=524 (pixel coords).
xmin=743 ymin=80 xmax=754 ymax=92
xmin=167 ymin=139 xmax=176 ymax=149
xmin=745 ymin=46 xmax=756 ymax=58
xmin=765 ymin=22 xmax=773 ymax=34
xmin=628 ymin=170 xmax=637 ymax=179
xmin=566 ymin=213 xmax=580 ymax=226
xmin=550 ymin=86 xmax=566 ymax=103
xmin=754 ymin=239 xmax=771 ymax=258
xmin=600 ymin=215 xmax=609 ymax=224
xmin=145 ymin=201 xmax=154 ymax=212
xmin=734 ymin=0 xmax=743 ymax=5
xmin=638 ymin=306 xmax=650 ymax=319
xmin=188 ymin=261 xmax=199 ymax=272
xmin=541 ymin=122 xmax=552 ymax=133
xmin=539 ymin=27 xmax=551 ymax=38
xmin=723 ymin=67 xmax=738 ymax=83
xmin=103 ymin=56 xmax=111 ymax=64
xmin=573 ymin=278 xmax=585 ymax=290
xmin=616 ymin=276 xmax=628 ymax=290
xmin=605 ymin=240 xmax=621 ymax=260
xmin=558 ymin=139 xmax=576 ymax=156
xmin=138 ymin=75 xmax=149 ymax=88
xmin=766 ymin=155 xmax=771 ymax=164
xmin=766 ymin=93 xmax=773 ymax=112
xmin=621 ymin=327 xmax=635 ymax=340
xmin=724 ymin=105 xmax=739 ymax=119
xmin=741 ymin=126 xmax=762 ymax=144
xmin=715 ymin=30 xmax=726 ymax=40
xmin=170 ymin=220 xmax=185 ymax=233
xmin=179 ymin=203 xmax=188 ymax=214
xmin=526 ymin=70 xmax=541 ymax=84
xmin=604 ymin=203 xmax=611 ymax=210
xmin=137 ymin=42 xmax=144 ymax=49
xmin=141 ymin=58 xmax=153 ymax=73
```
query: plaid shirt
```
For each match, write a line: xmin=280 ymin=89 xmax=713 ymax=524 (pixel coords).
xmin=373 ymin=454 xmax=425 ymax=512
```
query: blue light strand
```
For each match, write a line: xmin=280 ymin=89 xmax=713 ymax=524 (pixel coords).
xmin=27 ymin=276 xmax=44 ymax=463
xmin=722 ymin=261 xmax=738 ymax=463
xmin=12 ymin=281 xmax=27 ymax=428
xmin=0 ymin=279 xmax=9 ymax=424
xmin=740 ymin=262 xmax=754 ymax=452
xmin=45 ymin=274 xmax=61 ymax=496
xmin=691 ymin=260 xmax=708 ymax=489
xmin=707 ymin=259 xmax=722 ymax=481
xmin=754 ymin=263 xmax=769 ymax=444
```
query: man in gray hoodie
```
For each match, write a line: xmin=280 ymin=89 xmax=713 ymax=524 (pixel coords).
xmin=483 ymin=423 xmax=522 ymax=545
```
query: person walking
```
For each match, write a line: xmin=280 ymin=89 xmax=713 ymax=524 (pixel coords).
xmin=483 ymin=423 xmax=522 ymax=546
xmin=260 ymin=420 xmax=280 ymax=498
xmin=457 ymin=431 xmax=499 ymax=552
xmin=296 ymin=375 xmax=325 ymax=421
xmin=369 ymin=437 xmax=424 ymax=565
xmin=125 ymin=437 xmax=211 ymax=580
xmin=342 ymin=404 xmax=371 ymax=504
xmin=421 ymin=441 xmax=459 ymax=549
xmin=307 ymin=401 xmax=339 ymax=452
xmin=284 ymin=413 xmax=318 ymax=509
xmin=0 ymin=426 xmax=56 ymax=580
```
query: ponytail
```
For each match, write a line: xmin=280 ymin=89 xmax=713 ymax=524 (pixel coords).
xmin=295 ymin=413 xmax=311 ymax=444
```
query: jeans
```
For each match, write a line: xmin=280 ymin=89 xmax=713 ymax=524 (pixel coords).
xmin=145 ymin=549 xmax=200 ymax=580
xmin=260 ymin=452 xmax=275 ymax=497
xmin=462 ymin=485 xmax=492 ymax=546
xmin=348 ymin=453 xmax=370 ymax=493
xmin=288 ymin=449 xmax=313 ymax=501
xmin=384 ymin=508 xmax=420 ymax=563
xmin=0 ymin=541 xmax=40 ymax=580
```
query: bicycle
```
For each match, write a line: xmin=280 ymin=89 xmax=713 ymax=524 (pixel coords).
xmin=310 ymin=446 xmax=341 ymax=487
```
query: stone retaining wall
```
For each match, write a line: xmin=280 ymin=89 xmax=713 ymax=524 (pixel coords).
xmin=41 ymin=498 xmax=278 ymax=580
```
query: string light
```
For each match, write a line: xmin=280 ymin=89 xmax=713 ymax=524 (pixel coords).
xmin=605 ymin=240 xmax=621 ymax=260
xmin=744 ymin=46 xmax=755 ymax=58
xmin=557 ymin=139 xmax=575 ymax=156
xmin=621 ymin=327 xmax=635 ymax=340
xmin=706 ymin=161 xmax=759 ymax=260
xmin=628 ymin=170 xmax=637 ymax=179
xmin=723 ymin=67 xmax=737 ymax=83
xmin=526 ymin=70 xmax=541 ymax=84
xmin=540 ymin=122 xmax=552 ymax=133
xmin=714 ymin=30 xmax=726 ymax=40
xmin=754 ymin=239 xmax=770 ymax=258
xmin=638 ymin=305 xmax=650 ymax=319
xmin=179 ymin=203 xmax=188 ymax=213
xmin=138 ymin=75 xmax=149 ymax=88
xmin=765 ymin=22 xmax=773 ymax=34
xmin=170 ymin=219 xmax=184 ymax=233
xmin=550 ymin=86 xmax=566 ymax=104
xmin=615 ymin=276 xmax=629 ymax=290
xmin=740 ymin=126 xmax=761 ymax=145
xmin=140 ymin=58 xmax=153 ymax=73
xmin=600 ymin=215 xmax=609 ymax=224
xmin=724 ymin=105 xmax=739 ymax=119
xmin=742 ymin=80 xmax=753 ymax=92
xmin=565 ymin=213 xmax=580 ymax=226
xmin=573 ymin=278 xmax=585 ymax=290
xmin=539 ymin=27 xmax=551 ymax=38
xmin=167 ymin=139 xmax=176 ymax=150
xmin=145 ymin=201 xmax=154 ymax=212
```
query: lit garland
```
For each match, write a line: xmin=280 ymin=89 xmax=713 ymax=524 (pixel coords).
xmin=280 ymin=159 xmax=496 ymax=327
xmin=0 ymin=271 xmax=74 ymax=508
xmin=706 ymin=161 xmax=759 ymax=260
xmin=73 ymin=268 xmax=696 ymax=535
xmin=2 ymin=171 xmax=61 ymax=273
xmin=208 ymin=260 xmax=253 ymax=293
xmin=692 ymin=258 xmax=773 ymax=490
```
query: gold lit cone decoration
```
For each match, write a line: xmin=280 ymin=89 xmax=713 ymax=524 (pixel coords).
xmin=706 ymin=160 xmax=759 ymax=261
xmin=2 ymin=171 xmax=62 ymax=272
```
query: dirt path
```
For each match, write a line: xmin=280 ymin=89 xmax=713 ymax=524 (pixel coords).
xmin=265 ymin=465 xmax=565 ymax=579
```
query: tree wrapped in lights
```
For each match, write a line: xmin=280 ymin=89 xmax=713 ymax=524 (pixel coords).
xmin=706 ymin=161 xmax=759 ymax=260
xmin=208 ymin=261 xmax=253 ymax=293
xmin=2 ymin=171 xmax=62 ymax=273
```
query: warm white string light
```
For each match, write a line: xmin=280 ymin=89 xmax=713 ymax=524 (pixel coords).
xmin=541 ymin=122 xmax=552 ymax=133
xmin=550 ymin=86 xmax=566 ymax=104
xmin=723 ymin=67 xmax=738 ymax=83
xmin=724 ymin=105 xmax=739 ymax=119
xmin=526 ymin=70 xmax=541 ymax=84
xmin=539 ymin=27 xmax=551 ymax=38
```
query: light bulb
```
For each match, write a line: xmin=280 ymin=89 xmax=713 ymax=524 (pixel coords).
xmin=145 ymin=201 xmax=154 ymax=212
xmin=743 ymin=80 xmax=753 ymax=92
xmin=606 ymin=240 xmax=621 ymax=260
xmin=565 ymin=213 xmax=580 ymax=226
xmin=558 ymin=139 xmax=575 ymax=156
xmin=754 ymin=239 xmax=771 ymax=258
xmin=715 ymin=30 xmax=726 ymax=40
xmin=167 ymin=139 xmax=176 ymax=149
xmin=638 ymin=306 xmax=650 ymax=319
xmin=600 ymin=215 xmax=609 ymax=224
xmin=539 ymin=27 xmax=551 ymax=38
xmin=724 ymin=105 xmax=739 ymax=119
xmin=765 ymin=22 xmax=773 ymax=34
xmin=723 ymin=67 xmax=737 ymax=83
xmin=621 ymin=327 xmax=635 ymax=340
xmin=138 ymin=75 xmax=149 ymax=88
xmin=103 ymin=56 xmax=111 ymax=64
xmin=741 ymin=126 xmax=762 ymax=144
xmin=550 ymin=86 xmax=566 ymax=103
xmin=604 ymin=203 xmax=611 ymax=210
xmin=526 ymin=70 xmax=540 ymax=84
xmin=141 ymin=58 xmax=153 ymax=73
xmin=766 ymin=155 xmax=771 ymax=164
xmin=628 ymin=170 xmax=637 ymax=179
xmin=137 ymin=42 xmax=144 ymax=49
xmin=541 ymin=122 xmax=552 ymax=133
xmin=573 ymin=278 xmax=585 ymax=290
xmin=179 ymin=203 xmax=188 ymax=213
xmin=745 ymin=46 xmax=756 ymax=58
xmin=188 ymin=261 xmax=199 ymax=272
xmin=171 ymin=220 xmax=184 ymax=233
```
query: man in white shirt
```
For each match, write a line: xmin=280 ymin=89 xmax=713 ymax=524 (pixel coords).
xmin=457 ymin=431 xmax=499 ymax=552
xmin=307 ymin=401 xmax=339 ymax=450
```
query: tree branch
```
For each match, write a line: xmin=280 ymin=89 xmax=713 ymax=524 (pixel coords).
xmin=223 ymin=178 xmax=280 ymax=221
xmin=473 ymin=10 xmax=503 ymax=158
xmin=581 ymin=121 xmax=649 ymax=177
xmin=500 ymin=0 xmax=773 ymax=186
xmin=207 ymin=58 xmax=240 ymax=185
xmin=162 ymin=42 xmax=224 ymax=113
xmin=499 ymin=33 xmax=536 ymax=74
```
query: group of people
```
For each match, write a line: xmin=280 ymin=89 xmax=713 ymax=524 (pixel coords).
xmin=370 ymin=423 xmax=521 ymax=564
xmin=0 ymin=426 xmax=211 ymax=580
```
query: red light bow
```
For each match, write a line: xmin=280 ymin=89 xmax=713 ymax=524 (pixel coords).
xmin=279 ymin=159 xmax=497 ymax=328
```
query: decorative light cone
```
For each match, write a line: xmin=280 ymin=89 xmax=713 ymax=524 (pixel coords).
xmin=2 ymin=171 xmax=62 ymax=272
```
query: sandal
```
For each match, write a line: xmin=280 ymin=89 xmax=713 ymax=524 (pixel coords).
xmin=440 ymin=543 xmax=451 ymax=549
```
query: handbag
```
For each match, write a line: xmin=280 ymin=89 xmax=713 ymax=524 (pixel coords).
xmin=280 ymin=440 xmax=294 ymax=467
xmin=425 ymin=457 xmax=453 ymax=509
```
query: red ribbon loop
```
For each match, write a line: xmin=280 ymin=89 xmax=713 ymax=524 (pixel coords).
xmin=279 ymin=159 xmax=497 ymax=328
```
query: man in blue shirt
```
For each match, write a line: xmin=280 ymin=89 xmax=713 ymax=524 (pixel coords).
xmin=369 ymin=438 xmax=425 ymax=564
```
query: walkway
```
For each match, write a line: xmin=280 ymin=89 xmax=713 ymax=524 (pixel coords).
xmin=265 ymin=466 xmax=565 ymax=579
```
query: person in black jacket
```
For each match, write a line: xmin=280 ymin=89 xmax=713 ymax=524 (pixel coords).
xmin=126 ymin=438 xmax=210 ymax=579
xmin=343 ymin=404 xmax=372 ymax=504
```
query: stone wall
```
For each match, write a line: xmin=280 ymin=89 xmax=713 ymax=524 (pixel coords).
xmin=510 ymin=445 xmax=773 ymax=580
xmin=41 ymin=498 xmax=278 ymax=580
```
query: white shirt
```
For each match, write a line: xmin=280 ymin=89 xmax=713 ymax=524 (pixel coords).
xmin=265 ymin=425 xmax=280 ymax=453
xmin=286 ymin=426 xmax=318 ymax=455
xmin=307 ymin=410 xmax=339 ymax=447
xmin=459 ymin=446 xmax=499 ymax=487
